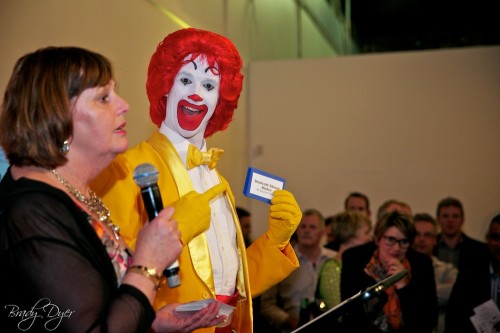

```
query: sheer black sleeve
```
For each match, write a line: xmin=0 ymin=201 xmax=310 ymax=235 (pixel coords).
xmin=0 ymin=184 xmax=155 ymax=333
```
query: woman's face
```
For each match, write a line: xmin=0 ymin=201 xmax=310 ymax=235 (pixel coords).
xmin=164 ymin=55 xmax=220 ymax=144
xmin=377 ymin=226 xmax=410 ymax=265
xmin=71 ymin=80 xmax=129 ymax=163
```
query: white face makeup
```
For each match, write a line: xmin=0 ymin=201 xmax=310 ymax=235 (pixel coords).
xmin=164 ymin=55 xmax=220 ymax=145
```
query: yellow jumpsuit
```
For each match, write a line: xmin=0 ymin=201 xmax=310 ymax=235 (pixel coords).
xmin=91 ymin=130 xmax=299 ymax=333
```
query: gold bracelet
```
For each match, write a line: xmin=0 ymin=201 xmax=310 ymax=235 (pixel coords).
xmin=127 ymin=265 xmax=165 ymax=289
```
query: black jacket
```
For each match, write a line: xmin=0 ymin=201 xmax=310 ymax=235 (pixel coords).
xmin=433 ymin=232 xmax=489 ymax=271
xmin=340 ymin=241 xmax=438 ymax=333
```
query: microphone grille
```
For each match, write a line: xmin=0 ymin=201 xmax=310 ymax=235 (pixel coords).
xmin=133 ymin=163 xmax=159 ymax=188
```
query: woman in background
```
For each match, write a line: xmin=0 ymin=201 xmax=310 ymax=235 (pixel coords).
xmin=340 ymin=211 xmax=438 ymax=333
xmin=317 ymin=210 xmax=373 ymax=309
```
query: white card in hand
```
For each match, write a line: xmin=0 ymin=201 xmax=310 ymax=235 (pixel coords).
xmin=175 ymin=299 xmax=235 ymax=317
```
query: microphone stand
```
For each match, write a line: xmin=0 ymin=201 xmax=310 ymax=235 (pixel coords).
xmin=291 ymin=269 xmax=409 ymax=333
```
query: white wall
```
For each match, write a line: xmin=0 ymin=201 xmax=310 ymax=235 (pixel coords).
xmin=0 ymin=0 xmax=336 ymax=206
xmin=247 ymin=46 xmax=500 ymax=241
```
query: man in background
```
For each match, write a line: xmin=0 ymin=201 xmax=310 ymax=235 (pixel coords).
xmin=433 ymin=197 xmax=488 ymax=271
xmin=413 ymin=213 xmax=458 ymax=333
xmin=260 ymin=209 xmax=337 ymax=332
xmin=326 ymin=191 xmax=372 ymax=250
xmin=376 ymin=199 xmax=413 ymax=221
xmin=344 ymin=191 xmax=371 ymax=218
xmin=445 ymin=214 xmax=500 ymax=333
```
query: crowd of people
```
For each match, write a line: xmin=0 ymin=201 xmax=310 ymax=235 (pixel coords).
xmin=248 ymin=192 xmax=499 ymax=333
xmin=0 ymin=27 xmax=498 ymax=333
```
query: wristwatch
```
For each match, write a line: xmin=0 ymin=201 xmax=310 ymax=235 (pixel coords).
xmin=127 ymin=265 xmax=165 ymax=289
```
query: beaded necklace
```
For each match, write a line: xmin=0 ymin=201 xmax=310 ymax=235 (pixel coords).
xmin=51 ymin=169 xmax=121 ymax=239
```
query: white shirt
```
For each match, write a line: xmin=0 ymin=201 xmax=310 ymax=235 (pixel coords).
xmin=160 ymin=123 xmax=239 ymax=296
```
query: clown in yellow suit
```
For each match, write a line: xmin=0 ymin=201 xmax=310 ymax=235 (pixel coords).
xmin=92 ymin=28 xmax=301 ymax=333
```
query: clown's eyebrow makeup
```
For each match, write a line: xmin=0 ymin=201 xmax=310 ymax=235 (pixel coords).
xmin=205 ymin=66 xmax=220 ymax=75
xmin=183 ymin=57 xmax=221 ymax=78
xmin=205 ymin=66 xmax=218 ymax=73
xmin=187 ymin=60 xmax=219 ymax=75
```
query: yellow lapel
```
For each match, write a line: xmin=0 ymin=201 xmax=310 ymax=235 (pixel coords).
xmin=147 ymin=131 xmax=215 ymax=293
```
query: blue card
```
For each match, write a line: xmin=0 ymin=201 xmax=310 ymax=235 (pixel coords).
xmin=243 ymin=167 xmax=286 ymax=204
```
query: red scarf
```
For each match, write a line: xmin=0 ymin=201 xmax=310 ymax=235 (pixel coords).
xmin=364 ymin=249 xmax=411 ymax=331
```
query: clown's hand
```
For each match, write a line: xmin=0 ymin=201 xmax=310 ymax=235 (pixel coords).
xmin=266 ymin=190 xmax=302 ymax=250
xmin=172 ymin=183 xmax=227 ymax=245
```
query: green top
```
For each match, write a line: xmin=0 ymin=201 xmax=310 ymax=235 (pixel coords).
xmin=317 ymin=258 xmax=342 ymax=309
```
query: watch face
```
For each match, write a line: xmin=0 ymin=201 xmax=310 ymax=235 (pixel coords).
xmin=146 ymin=268 xmax=160 ymax=285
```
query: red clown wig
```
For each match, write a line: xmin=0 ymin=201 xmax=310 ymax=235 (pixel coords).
xmin=147 ymin=28 xmax=244 ymax=138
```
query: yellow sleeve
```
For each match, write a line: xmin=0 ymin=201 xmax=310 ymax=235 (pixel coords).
xmin=91 ymin=153 xmax=147 ymax=250
xmin=246 ymin=234 xmax=299 ymax=297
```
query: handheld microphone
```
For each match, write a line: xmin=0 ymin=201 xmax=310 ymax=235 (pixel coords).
xmin=133 ymin=163 xmax=181 ymax=288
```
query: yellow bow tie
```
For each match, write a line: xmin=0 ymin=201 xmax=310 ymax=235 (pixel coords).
xmin=186 ymin=145 xmax=224 ymax=170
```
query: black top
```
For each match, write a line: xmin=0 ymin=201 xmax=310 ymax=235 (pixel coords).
xmin=340 ymin=241 xmax=438 ymax=333
xmin=444 ymin=259 xmax=494 ymax=333
xmin=0 ymin=169 xmax=155 ymax=332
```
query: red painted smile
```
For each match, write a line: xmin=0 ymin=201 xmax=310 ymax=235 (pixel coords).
xmin=177 ymin=99 xmax=208 ymax=131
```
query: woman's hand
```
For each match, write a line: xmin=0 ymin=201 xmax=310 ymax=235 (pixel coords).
xmin=134 ymin=206 xmax=182 ymax=272
xmin=152 ymin=302 xmax=226 ymax=333
xmin=383 ymin=257 xmax=409 ymax=289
